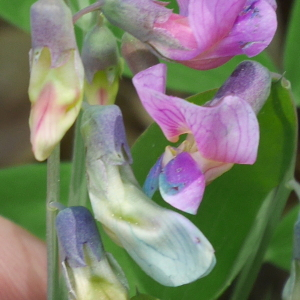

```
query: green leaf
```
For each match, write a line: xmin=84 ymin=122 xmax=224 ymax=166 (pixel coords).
xmin=0 ymin=163 xmax=71 ymax=239
xmin=129 ymin=78 xmax=297 ymax=299
xmin=284 ymin=0 xmax=300 ymax=106
xmin=265 ymin=205 xmax=299 ymax=271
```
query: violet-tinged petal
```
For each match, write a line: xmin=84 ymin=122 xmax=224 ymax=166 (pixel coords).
xmin=143 ymin=155 xmax=163 ymax=198
xmin=133 ymin=64 xmax=259 ymax=164
xmin=56 ymin=206 xmax=104 ymax=268
xmin=81 ymin=104 xmax=132 ymax=165
xmin=212 ymin=60 xmax=271 ymax=114
xmin=207 ymin=0 xmax=277 ymax=59
xmin=177 ymin=0 xmax=190 ymax=16
xmin=159 ymin=152 xmax=205 ymax=214
xmin=188 ymin=0 xmax=247 ymax=55
xmin=30 ymin=0 xmax=77 ymax=67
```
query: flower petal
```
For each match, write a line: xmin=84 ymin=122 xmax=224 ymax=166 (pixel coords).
xmin=188 ymin=0 xmax=247 ymax=54
xmin=56 ymin=206 xmax=104 ymax=267
xmin=159 ymin=152 xmax=205 ymax=214
xmin=206 ymin=0 xmax=277 ymax=58
xmin=143 ymin=155 xmax=163 ymax=198
xmin=89 ymin=180 xmax=216 ymax=286
xmin=133 ymin=64 xmax=259 ymax=164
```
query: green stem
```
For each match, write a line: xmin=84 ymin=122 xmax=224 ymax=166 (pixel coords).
xmin=73 ymin=0 xmax=104 ymax=24
xmin=68 ymin=111 xmax=88 ymax=207
xmin=46 ymin=145 xmax=61 ymax=300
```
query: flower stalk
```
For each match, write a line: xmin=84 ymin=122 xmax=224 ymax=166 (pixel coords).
xmin=46 ymin=145 xmax=61 ymax=300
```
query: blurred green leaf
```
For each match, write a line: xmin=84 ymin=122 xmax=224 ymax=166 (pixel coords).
xmin=284 ymin=0 xmax=300 ymax=105
xmin=0 ymin=0 xmax=33 ymax=32
xmin=265 ymin=205 xmax=299 ymax=271
xmin=0 ymin=163 xmax=71 ymax=239
xmin=129 ymin=78 xmax=297 ymax=299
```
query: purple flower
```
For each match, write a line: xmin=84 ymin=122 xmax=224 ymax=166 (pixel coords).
xmin=133 ymin=61 xmax=271 ymax=214
xmin=101 ymin=0 xmax=277 ymax=69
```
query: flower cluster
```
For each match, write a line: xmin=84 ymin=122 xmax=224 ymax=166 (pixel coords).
xmin=28 ymin=0 xmax=276 ymax=298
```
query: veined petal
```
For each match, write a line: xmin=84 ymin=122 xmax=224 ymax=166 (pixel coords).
xmin=133 ymin=64 xmax=259 ymax=164
xmin=159 ymin=152 xmax=205 ymax=214
xmin=88 ymin=175 xmax=216 ymax=287
xmin=133 ymin=63 xmax=190 ymax=142
xmin=205 ymin=0 xmax=277 ymax=58
xmin=188 ymin=0 xmax=247 ymax=54
xmin=29 ymin=48 xmax=84 ymax=161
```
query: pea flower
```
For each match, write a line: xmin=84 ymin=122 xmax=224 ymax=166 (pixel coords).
xmin=28 ymin=0 xmax=84 ymax=161
xmin=132 ymin=61 xmax=271 ymax=214
xmin=82 ymin=15 xmax=122 ymax=105
xmin=81 ymin=104 xmax=216 ymax=287
xmin=101 ymin=0 xmax=277 ymax=69
xmin=56 ymin=206 xmax=130 ymax=300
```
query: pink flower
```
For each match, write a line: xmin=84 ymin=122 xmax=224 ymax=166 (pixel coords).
xmin=102 ymin=0 xmax=277 ymax=69
xmin=133 ymin=61 xmax=271 ymax=213
xmin=28 ymin=0 xmax=84 ymax=161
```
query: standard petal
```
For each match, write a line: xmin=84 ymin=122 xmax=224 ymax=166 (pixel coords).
xmin=159 ymin=152 xmax=205 ymax=214
xmin=188 ymin=0 xmax=247 ymax=54
xmin=205 ymin=0 xmax=277 ymax=58
xmin=133 ymin=64 xmax=191 ymax=142
xmin=133 ymin=64 xmax=259 ymax=164
xmin=190 ymin=95 xmax=259 ymax=164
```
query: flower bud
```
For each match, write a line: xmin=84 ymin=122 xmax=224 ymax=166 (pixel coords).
xmin=212 ymin=60 xmax=271 ymax=114
xmin=121 ymin=33 xmax=159 ymax=75
xmin=56 ymin=206 xmax=129 ymax=300
xmin=29 ymin=0 xmax=84 ymax=161
xmin=82 ymin=15 xmax=122 ymax=105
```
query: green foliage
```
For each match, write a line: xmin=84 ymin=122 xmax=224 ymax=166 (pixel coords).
xmin=265 ymin=205 xmax=299 ymax=271
xmin=284 ymin=0 xmax=300 ymax=105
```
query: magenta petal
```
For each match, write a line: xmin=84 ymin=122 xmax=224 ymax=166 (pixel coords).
xmin=133 ymin=64 xmax=259 ymax=164
xmin=188 ymin=0 xmax=247 ymax=54
xmin=191 ymin=95 xmax=259 ymax=164
xmin=133 ymin=64 xmax=191 ymax=142
xmin=205 ymin=0 xmax=277 ymax=58
xmin=159 ymin=152 xmax=205 ymax=214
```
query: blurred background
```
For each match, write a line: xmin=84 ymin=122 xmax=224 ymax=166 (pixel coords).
xmin=0 ymin=0 xmax=298 ymax=299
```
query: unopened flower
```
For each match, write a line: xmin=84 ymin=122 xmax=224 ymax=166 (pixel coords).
xmin=121 ymin=33 xmax=159 ymax=75
xmin=101 ymin=0 xmax=277 ymax=69
xmin=133 ymin=61 xmax=271 ymax=214
xmin=82 ymin=15 xmax=122 ymax=105
xmin=28 ymin=0 xmax=84 ymax=161
xmin=56 ymin=206 xmax=129 ymax=300
xmin=81 ymin=104 xmax=216 ymax=287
